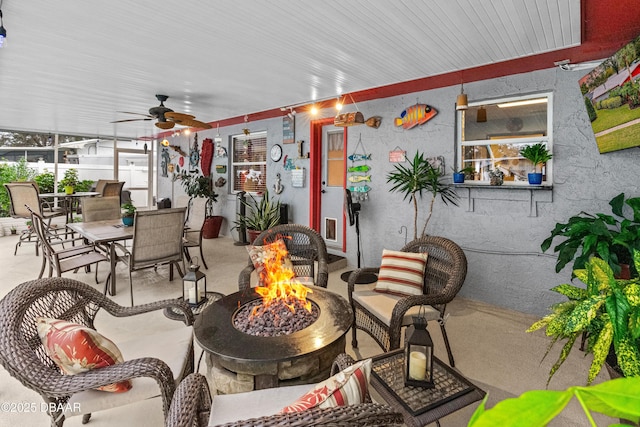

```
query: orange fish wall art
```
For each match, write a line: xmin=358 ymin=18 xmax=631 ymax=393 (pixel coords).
xmin=394 ymin=104 xmax=438 ymax=129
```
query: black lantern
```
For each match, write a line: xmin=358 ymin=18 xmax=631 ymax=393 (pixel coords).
xmin=182 ymin=257 xmax=207 ymax=306
xmin=404 ymin=312 xmax=434 ymax=388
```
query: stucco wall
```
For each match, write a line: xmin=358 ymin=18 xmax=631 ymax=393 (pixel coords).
xmin=157 ymin=66 xmax=640 ymax=316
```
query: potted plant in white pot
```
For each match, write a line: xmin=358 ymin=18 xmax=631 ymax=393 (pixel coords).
xmin=519 ymin=143 xmax=552 ymax=185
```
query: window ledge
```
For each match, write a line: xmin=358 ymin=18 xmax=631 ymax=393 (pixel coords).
xmin=452 ymin=184 xmax=553 ymax=217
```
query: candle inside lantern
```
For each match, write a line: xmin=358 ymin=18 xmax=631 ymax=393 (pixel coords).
xmin=409 ymin=351 xmax=427 ymax=380
xmin=188 ymin=287 xmax=197 ymax=304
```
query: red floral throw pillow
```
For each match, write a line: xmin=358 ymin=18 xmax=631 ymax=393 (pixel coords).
xmin=280 ymin=358 xmax=371 ymax=413
xmin=36 ymin=317 xmax=132 ymax=393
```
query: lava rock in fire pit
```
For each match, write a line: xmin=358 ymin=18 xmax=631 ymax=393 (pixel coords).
xmin=234 ymin=298 xmax=319 ymax=336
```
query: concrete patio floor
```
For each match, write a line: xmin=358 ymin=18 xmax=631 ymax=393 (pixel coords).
xmin=0 ymin=232 xmax=613 ymax=426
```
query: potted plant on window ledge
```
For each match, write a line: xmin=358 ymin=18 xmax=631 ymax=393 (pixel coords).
xmin=177 ymin=172 xmax=222 ymax=238
xmin=520 ymin=143 xmax=552 ymax=185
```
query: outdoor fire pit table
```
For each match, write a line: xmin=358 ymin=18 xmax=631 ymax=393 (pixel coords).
xmin=194 ymin=286 xmax=353 ymax=394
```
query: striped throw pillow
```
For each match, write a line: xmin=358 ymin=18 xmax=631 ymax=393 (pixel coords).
xmin=374 ymin=249 xmax=428 ymax=296
xmin=280 ymin=358 xmax=371 ymax=413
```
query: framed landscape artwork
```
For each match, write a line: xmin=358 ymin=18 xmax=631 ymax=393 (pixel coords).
xmin=580 ymin=33 xmax=640 ymax=153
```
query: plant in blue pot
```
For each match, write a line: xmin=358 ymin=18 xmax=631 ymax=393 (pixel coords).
xmin=451 ymin=166 xmax=474 ymax=184
xmin=519 ymin=143 xmax=552 ymax=185
xmin=121 ymin=201 xmax=136 ymax=226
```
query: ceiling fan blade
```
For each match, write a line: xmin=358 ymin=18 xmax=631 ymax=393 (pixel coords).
xmin=117 ymin=111 xmax=154 ymax=118
xmin=156 ymin=121 xmax=175 ymax=130
xmin=111 ymin=118 xmax=153 ymax=123
xmin=165 ymin=111 xmax=195 ymax=123
xmin=186 ymin=119 xmax=212 ymax=129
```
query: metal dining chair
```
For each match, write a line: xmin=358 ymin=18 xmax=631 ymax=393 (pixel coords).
xmin=111 ymin=207 xmax=187 ymax=306
xmin=4 ymin=182 xmax=66 ymax=255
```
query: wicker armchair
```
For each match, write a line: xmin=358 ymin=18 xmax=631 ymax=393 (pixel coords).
xmin=238 ymin=224 xmax=329 ymax=292
xmin=349 ymin=236 xmax=467 ymax=367
xmin=166 ymin=354 xmax=403 ymax=427
xmin=0 ymin=277 xmax=195 ymax=427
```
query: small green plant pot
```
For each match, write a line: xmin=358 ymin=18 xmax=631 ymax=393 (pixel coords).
xmin=64 ymin=186 xmax=74 ymax=195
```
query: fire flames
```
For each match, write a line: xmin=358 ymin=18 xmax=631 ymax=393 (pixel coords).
xmin=253 ymin=238 xmax=312 ymax=314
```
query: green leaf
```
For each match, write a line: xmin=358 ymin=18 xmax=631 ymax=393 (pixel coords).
xmin=616 ymin=337 xmax=640 ymax=378
xmin=468 ymin=389 xmax=572 ymax=427
xmin=578 ymin=378 xmax=640 ymax=422
xmin=627 ymin=197 xmax=640 ymax=223
xmin=588 ymin=321 xmax=612 ymax=384
xmin=610 ymin=193 xmax=626 ymax=217
xmin=467 ymin=395 xmax=488 ymax=426
xmin=564 ymin=295 xmax=605 ymax=334
xmin=548 ymin=332 xmax=579 ymax=385
xmin=550 ymin=283 xmax=588 ymax=300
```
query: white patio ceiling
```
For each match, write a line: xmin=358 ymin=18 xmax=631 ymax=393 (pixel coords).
xmin=0 ymin=0 xmax=581 ymax=139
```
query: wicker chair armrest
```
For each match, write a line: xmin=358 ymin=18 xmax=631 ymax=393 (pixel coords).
xmin=107 ymin=298 xmax=195 ymax=326
xmin=347 ymin=267 xmax=380 ymax=294
xmin=213 ymin=402 xmax=403 ymax=427
xmin=238 ymin=261 xmax=255 ymax=292
xmin=167 ymin=373 xmax=211 ymax=427
xmin=389 ymin=294 xmax=449 ymax=332
xmin=43 ymin=357 xmax=174 ymax=396
xmin=330 ymin=353 xmax=356 ymax=375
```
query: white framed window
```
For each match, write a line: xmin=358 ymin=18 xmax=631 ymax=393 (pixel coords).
xmin=231 ymin=131 xmax=267 ymax=194
xmin=456 ymin=92 xmax=553 ymax=186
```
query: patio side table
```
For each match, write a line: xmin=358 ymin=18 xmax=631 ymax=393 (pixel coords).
xmin=369 ymin=349 xmax=485 ymax=427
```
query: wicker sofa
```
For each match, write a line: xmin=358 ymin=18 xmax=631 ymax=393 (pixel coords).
xmin=167 ymin=354 xmax=403 ymax=427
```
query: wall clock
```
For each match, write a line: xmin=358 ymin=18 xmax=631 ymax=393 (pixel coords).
xmin=270 ymin=144 xmax=283 ymax=162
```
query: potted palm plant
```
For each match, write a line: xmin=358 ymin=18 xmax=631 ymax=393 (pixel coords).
xmin=527 ymin=253 xmax=640 ymax=386
xmin=519 ymin=143 xmax=552 ymax=185
xmin=232 ymin=190 xmax=281 ymax=243
xmin=387 ymin=151 xmax=459 ymax=240
xmin=177 ymin=172 xmax=222 ymax=238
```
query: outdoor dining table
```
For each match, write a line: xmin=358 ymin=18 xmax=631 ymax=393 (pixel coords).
xmin=66 ymin=219 xmax=132 ymax=296
xmin=39 ymin=191 xmax=100 ymax=223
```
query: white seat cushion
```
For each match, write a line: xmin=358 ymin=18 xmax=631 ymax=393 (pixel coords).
xmin=208 ymin=384 xmax=311 ymax=425
xmin=65 ymin=326 xmax=193 ymax=417
xmin=353 ymin=283 xmax=440 ymax=326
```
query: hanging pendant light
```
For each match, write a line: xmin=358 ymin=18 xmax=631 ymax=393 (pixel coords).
xmin=476 ymin=106 xmax=487 ymax=123
xmin=456 ymin=83 xmax=468 ymax=111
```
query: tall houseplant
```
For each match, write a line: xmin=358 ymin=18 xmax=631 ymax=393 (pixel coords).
xmin=519 ymin=143 xmax=552 ymax=185
xmin=232 ymin=190 xmax=281 ymax=242
xmin=541 ymin=192 xmax=640 ymax=278
xmin=527 ymin=254 xmax=640 ymax=385
xmin=387 ymin=151 xmax=459 ymax=240
xmin=177 ymin=172 xmax=221 ymax=238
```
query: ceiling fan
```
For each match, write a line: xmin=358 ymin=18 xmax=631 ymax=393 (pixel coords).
xmin=111 ymin=94 xmax=212 ymax=130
